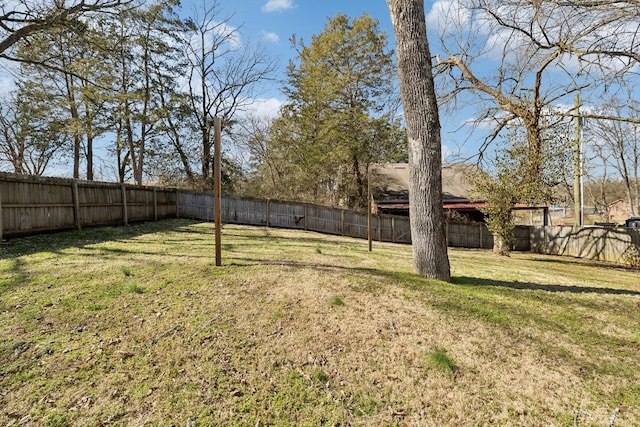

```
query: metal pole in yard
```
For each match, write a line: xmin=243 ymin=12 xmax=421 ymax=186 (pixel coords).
xmin=214 ymin=117 xmax=222 ymax=267
xmin=367 ymin=166 xmax=372 ymax=251
xmin=0 ymin=186 xmax=3 ymax=242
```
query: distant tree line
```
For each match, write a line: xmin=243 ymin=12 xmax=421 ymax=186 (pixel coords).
xmin=0 ymin=3 xmax=406 ymax=211
xmin=0 ymin=0 xmax=276 ymax=191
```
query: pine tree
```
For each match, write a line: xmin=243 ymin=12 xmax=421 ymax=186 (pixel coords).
xmin=268 ymin=13 xmax=405 ymax=209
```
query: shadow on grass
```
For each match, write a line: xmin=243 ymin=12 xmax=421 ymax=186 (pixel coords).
xmin=0 ymin=219 xmax=200 ymax=297
xmin=451 ymin=276 xmax=640 ymax=296
xmin=1 ymin=219 xmax=197 ymax=259
xmin=527 ymin=253 xmax=640 ymax=271
xmin=228 ymin=255 xmax=640 ymax=298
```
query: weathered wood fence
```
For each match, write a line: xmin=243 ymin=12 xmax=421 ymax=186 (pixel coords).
xmin=180 ymin=192 xmax=398 ymax=242
xmin=3 ymin=173 xmax=639 ymax=265
xmin=531 ymin=226 xmax=640 ymax=267
xmin=177 ymin=192 xmax=529 ymax=250
xmin=1 ymin=173 xmax=508 ymax=249
xmin=0 ymin=173 xmax=178 ymax=239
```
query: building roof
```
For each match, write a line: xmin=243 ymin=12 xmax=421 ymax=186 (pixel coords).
xmin=370 ymin=162 xmax=480 ymax=203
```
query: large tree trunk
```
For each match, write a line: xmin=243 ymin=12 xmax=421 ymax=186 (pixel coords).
xmin=387 ymin=0 xmax=450 ymax=281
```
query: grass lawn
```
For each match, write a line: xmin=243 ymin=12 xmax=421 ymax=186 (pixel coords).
xmin=1 ymin=219 xmax=639 ymax=426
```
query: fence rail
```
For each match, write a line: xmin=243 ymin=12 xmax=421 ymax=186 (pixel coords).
xmin=2 ymin=173 xmax=639 ymax=266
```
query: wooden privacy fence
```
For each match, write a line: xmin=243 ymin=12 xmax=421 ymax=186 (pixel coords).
xmin=4 ymin=173 xmax=639 ymax=265
xmin=179 ymin=193 xmax=381 ymax=241
xmin=178 ymin=192 xmax=532 ymax=250
xmin=530 ymin=225 xmax=640 ymax=267
xmin=0 ymin=173 xmax=526 ymax=251
xmin=0 ymin=172 xmax=178 ymax=239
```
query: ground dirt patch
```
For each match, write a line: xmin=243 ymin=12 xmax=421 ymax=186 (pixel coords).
xmin=1 ymin=220 xmax=638 ymax=426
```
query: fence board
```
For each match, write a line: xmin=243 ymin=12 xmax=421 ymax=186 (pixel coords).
xmin=268 ymin=200 xmax=306 ymax=229
xmin=224 ymin=196 xmax=268 ymax=226
xmin=342 ymin=211 xmax=369 ymax=240
xmin=306 ymin=205 xmax=342 ymax=235
xmin=1 ymin=174 xmax=76 ymax=233
xmin=127 ymin=187 xmax=155 ymax=222
xmin=78 ymin=182 xmax=123 ymax=226
xmin=178 ymin=191 xmax=213 ymax=221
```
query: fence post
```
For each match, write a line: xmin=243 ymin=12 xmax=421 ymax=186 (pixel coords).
xmin=304 ymin=204 xmax=308 ymax=231
xmin=71 ymin=180 xmax=81 ymax=231
xmin=121 ymin=184 xmax=128 ymax=226
xmin=479 ymin=223 xmax=483 ymax=249
xmin=266 ymin=199 xmax=270 ymax=227
xmin=0 ymin=186 xmax=3 ymax=242
xmin=153 ymin=187 xmax=158 ymax=221
xmin=175 ymin=189 xmax=180 ymax=218
xmin=341 ymin=210 xmax=344 ymax=236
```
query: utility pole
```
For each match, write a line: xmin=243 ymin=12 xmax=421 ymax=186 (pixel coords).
xmin=573 ymin=93 xmax=583 ymax=227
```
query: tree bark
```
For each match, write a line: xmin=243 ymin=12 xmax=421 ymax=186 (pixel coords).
xmin=387 ymin=0 xmax=451 ymax=281
xmin=493 ymin=235 xmax=511 ymax=257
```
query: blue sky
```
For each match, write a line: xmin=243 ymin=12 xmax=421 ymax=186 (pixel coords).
xmin=207 ymin=0 xmax=396 ymax=88
xmin=188 ymin=0 xmax=398 ymax=102
xmin=3 ymin=0 xmax=625 ymax=175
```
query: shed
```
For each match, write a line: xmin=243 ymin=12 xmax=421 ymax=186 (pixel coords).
xmin=370 ymin=163 xmax=548 ymax=225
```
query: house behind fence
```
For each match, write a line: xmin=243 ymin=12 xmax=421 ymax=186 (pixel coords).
xmin=1 ymin=172 xmax=638 ymax=266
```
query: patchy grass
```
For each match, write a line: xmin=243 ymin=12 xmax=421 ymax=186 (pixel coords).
xmin=329 ymin=296 xmax=345 ymax=306
xmin=1 ymin=219 xmax=639 ymax=426
xmin=423 ymin=348 xmax=458 ymax=377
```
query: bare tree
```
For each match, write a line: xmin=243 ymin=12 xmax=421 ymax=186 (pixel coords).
xmin=433 ymin=0 xmax=640 ymax=185
xmin=387 ymin=0 xmax=451 ymax=281
xmin=0 ymin=93 xmax=68 ymax=175
xmin=588 ymin=103 xmax=640 ymax=216
xmin=182 ymin=0 xmax=277 ymax=188
xmin=584 ymin=142 xmax=615 ymax=221
xmin=233 ymin=113 xmax=278 ymax=180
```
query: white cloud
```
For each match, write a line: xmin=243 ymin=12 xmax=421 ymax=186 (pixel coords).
xmin=261 ymin=31 xmax=280 ymax=44
xmin=426 ymin=0 xmax=471 ymax=35
xmin=245 ymin=97 xmax=283 ymax=118
xmin=442 ymin=144 xmax=455 ymax=161
xmin=261 ymin=0 xmax=295 ymax=14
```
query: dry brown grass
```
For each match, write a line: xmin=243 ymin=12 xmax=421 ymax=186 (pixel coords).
xmin=1 ymin=220 xmax=638 ymax=426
